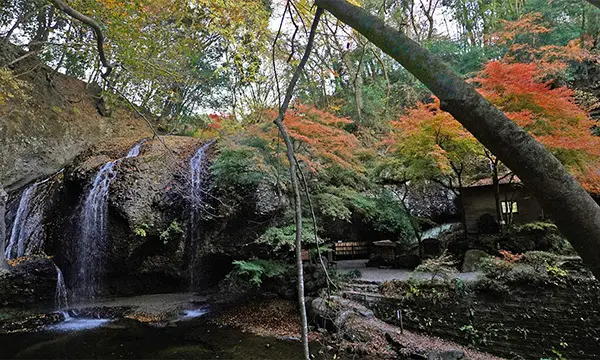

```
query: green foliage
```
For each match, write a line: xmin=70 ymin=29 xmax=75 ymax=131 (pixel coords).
xmin=346 ymin=269 xmax=362 ymax=279
xmin=134 ymin=228 xmax=147 ymax=238
xmin=478 ymin=256 xmax=517 ymax=279
xmin=478 ymin=250 xmax=571 ymax=284
xmin=0 ymin=68 xmax=30 ymax=106
xmin=546 ymin=265 xmax=569 ymax=278
xmin=315 ymin=186 xmax=414 ymax=239
xmin=255 ymin=223 xmax=320 ymax=251
xmin=353 ymin=190 xmax=414 ymax=238
xmin=516 ymin=222 xmax=558 ymax=233
xmin=160 ymin=220 xmax=183 ymax=245
xmin=425 ymin=39 xmax=487 ymax=76
xmin=315 ymin=192 xmax=352 ymax=221
xmin=134 ymin=223 xmax=150 ymax=238
xmin=459 ymin=324 xmax=480 ymax=345
xmin=231 ymin=259 xmax=288 ymax=286
xmin=415 ymin=251 xmax=458 ymax=281
xmin=520 ymin=251 xmax=560 ymax=271
xmin=211 ymin=145 xmax=266 ymax=189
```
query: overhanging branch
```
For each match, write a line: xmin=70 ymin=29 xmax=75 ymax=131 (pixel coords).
xmin=48 ymin=0 xmax=114 ymax=78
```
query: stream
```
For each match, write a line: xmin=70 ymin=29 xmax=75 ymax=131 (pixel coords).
xmin=1 ymin=316 xmax=312 ymax=359
xmin=0 ymin=292 xmax=319 ymax=360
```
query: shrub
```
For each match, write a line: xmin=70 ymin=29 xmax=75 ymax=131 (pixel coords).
xmin=255 ymin=223 xmax=320 ymax=251
xmin=415 ymin=251 xmax=458 ymax=281
xmin=211 ymin=145 xmax=266 ymax=189
xmin=516 ymin=221 xmax=558 ymax=233
xmin=519 ymin=251 xmax=559 ymax=271
xmin=231 ymin=259 xmax=289 ymax=286
xmin=478 ymin=250 xmax=570 ymax=284
xmin=478 ymin=256 xmax=516 ymax=279
xmin=498 ymin=249 xmax=524 ymax=263
xmin=160 ymin=220 xmax=183 ymax=244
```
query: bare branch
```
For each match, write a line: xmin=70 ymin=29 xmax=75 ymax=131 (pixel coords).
xmin=104 ymin=81 xmax=175 ymax=157
xmin=48 ymin=0 xmax=114 ymax=78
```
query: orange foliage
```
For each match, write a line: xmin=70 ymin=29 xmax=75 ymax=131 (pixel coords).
xmin=488 ymin=13 xmax=592 ymax=79
xmin=384 ymin=98 xmax=482 ymax=177
xmin=474 ymin=61 xmax=600 ymax=192
xmin=195 ymin=113 xmax=244 ymax=140
xmin=387 ymin=60 xmax=600 ymax=193
xmin=200 ymin=104 xmax=362 ymax=174
xmin=499 ymin=250 xmax=524 ymax=263
xmin=272 ymin=104 xmax=361 ymax=173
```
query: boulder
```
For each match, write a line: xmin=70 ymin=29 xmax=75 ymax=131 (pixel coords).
xmin=461 ymin=249 xmax=490 ymax=273
xmin=0 ymin=256 xmax=56 ymax=307
xmin=0 ymin=43 xmax=150 ymax=191
xmin=396 ymin=254 xmax=422 ymax=269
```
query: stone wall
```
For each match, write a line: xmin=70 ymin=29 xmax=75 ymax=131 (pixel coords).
xmin=351 ymin=278 xmax=600 ymax=359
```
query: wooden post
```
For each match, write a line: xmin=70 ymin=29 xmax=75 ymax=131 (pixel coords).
xmin=397 ymin=309 xmax=403 ymax=334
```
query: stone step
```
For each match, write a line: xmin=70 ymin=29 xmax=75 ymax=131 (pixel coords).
xmin=342 ymin=290 xmax=386 ymax=303
xmin=341 ymin=283 xmax=381 ymax=293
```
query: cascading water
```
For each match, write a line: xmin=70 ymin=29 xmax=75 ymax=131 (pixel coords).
xmin=5 ymin=176 xmax=54 ymax=259
xmin=0 ymin=187 xmax=8 ymax=269
xmin=54 ymin=264 xmax=69 ymax=311
xmin=188 ymin=141 xmax=213 ymax=288
xmin=74 ymin=140 xmax=145 ymax=299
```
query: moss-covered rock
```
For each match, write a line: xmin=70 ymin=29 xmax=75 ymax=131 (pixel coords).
xmin=461 ymin=249 xmax=490 ymax=273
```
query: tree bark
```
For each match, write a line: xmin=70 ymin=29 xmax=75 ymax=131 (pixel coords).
xmin=315 ymin=0 xmax=600 ymax=278
xmin=48 ymin=0 xmax=113 ymax=78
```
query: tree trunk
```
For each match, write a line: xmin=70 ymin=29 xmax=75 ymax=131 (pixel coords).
xmin=272 ymin=8 xmax=325 ymax=359
xmin=315 ymin=0 xmax=600 ymax=278
xmin=491 ymin=159 xmax=503 ymax=228
xmin=456 ymin=171 xmax=468 ymax=233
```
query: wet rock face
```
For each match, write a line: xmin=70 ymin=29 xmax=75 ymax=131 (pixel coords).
xmin=0 ymin=185 xmax=7 ymax=269
xmin=3 ymin=132 xmax=292 ymax=300
xmin=46 ymin=137 xmax=200 ymax=296
xmin=38 ymin=136 xmax=283 ymax=297
xmin=0 ymin=256 xmax=56 ymax=308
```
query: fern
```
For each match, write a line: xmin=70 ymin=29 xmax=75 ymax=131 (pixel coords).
xmin=232 ymin=259 xmax=289 ymax=286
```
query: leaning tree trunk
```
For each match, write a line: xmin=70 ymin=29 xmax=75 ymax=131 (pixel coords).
xmin=315 ymin=0 xmax=600 ymax=278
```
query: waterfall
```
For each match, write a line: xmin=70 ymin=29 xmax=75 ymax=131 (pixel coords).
xmin=54 ymin=264 xmax=69 ymax=311
xmin=190 ymin=142 xmax=212 ymax=208
xmin=74 ymin=140 xmax=145 ymax=299
xmin=5 ymin=176 xmax=53 ymax=259
xmin=188 ymin=142 xmax=212 ymax=288
xmin=126 ymin=140 xmax=145 ymax=158
xmin=0 ymin=186 xmax=7 ymax=269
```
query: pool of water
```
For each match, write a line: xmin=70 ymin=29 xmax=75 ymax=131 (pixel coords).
xmin=0 ymin=316 xmax=318 ymax=359
xmin=179 ymin=307 xmax=210 ymax=319
xmin=46 ymin=317 xmax=111 ymax=332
